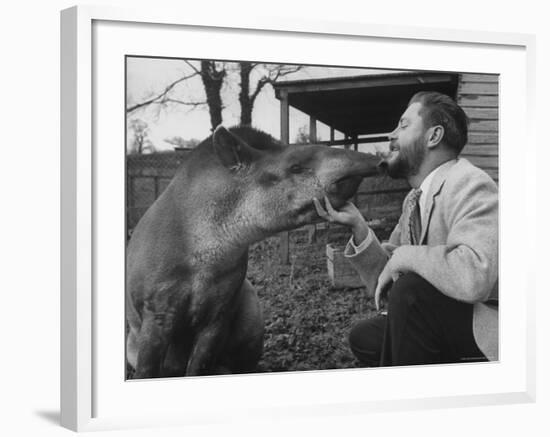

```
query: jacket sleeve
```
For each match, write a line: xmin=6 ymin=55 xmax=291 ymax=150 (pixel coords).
xmin=390 ymin=173 xmax=498 ymax=303
xmin=343 ymin=217 xmax=403 ymax=297
xmin=343 ymin=192 xmax=408 ymax=296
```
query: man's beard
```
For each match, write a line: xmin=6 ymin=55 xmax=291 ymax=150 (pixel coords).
xmin=380 ymin=137 xmax=426 ymax=179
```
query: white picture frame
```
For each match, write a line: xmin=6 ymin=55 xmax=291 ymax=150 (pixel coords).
xmin=60 ymin=5 xmax=536 ymax=432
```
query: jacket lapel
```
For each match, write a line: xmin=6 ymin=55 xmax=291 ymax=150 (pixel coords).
xmin=419 ymin=159 xmax=457 ymax=244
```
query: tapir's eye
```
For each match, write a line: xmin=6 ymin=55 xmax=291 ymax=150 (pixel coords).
xmin=289 ymin=164 xmax=305 ymax=174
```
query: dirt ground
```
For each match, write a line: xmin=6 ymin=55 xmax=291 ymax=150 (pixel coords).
xmin=249 ymin=226 xmax=386 ymax=373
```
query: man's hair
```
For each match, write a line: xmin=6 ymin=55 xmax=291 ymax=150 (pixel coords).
xmin=408 ymin=91 xmax=469 ymax=155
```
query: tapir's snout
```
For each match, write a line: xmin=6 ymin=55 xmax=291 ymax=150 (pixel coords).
xmin=315 ymin=147 xmax=380 ymax=206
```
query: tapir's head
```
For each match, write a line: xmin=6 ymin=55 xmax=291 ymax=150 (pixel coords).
xmin=209 ymin=126 xmax=379 ymax=236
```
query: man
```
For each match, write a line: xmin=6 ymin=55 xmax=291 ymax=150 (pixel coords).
xmin=314 ymin=91 xmax=498 ymax=366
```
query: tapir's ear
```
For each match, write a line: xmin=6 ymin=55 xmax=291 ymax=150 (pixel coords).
xmin=212 ymin=126 xmax=260 ymax=171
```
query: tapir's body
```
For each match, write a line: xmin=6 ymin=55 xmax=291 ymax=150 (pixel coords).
xmin=126 ymin=126 xmax=378 ymax=378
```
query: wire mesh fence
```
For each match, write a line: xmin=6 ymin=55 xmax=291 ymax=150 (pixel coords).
xmin=126 ymin=149 xmax=192 ymax=235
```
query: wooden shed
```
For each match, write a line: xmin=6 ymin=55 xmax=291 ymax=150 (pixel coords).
xmin=273 ymin=71 xmax=498 ymax=263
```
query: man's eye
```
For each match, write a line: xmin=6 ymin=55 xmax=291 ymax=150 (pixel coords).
xmin=290 ymin=164 xmax=304 ymax=174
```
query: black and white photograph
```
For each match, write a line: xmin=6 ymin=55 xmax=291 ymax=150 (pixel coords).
xmin=4 ymin=0 xmax=545 ymax=435
xmin=125 ymin=57 xmax=499 ymax=379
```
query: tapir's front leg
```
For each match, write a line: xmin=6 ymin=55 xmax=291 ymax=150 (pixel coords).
xmin=185 ymin=322 xmax=229 ymax=376
xmin=133 ymin=310 xmax=170 ymax=378
xmin=133 ymin=285 xmax=180 ymax=379
xmin=185 ymin=286 xmax=239 ymax=376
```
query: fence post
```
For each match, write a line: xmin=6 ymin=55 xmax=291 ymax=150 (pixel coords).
xmin=279 ymin=90 xmax=290 ymax=264
xmin=154 ymin=175 xmax=160 ymax=199
xmin=127 ymin=174 xmax=134 ymax=232
xmin=353 ymin=134 xmax=359 ymax=205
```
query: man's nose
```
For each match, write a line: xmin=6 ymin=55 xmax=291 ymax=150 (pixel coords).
xmin=388 ymin=127 xmax=397 ymax=140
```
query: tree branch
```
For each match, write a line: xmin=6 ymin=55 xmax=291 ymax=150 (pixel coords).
xmin=126 ymin=71 xmax=200 ymax=113
xmin=270 ymin=65 xmax=303 ymax=81
xmin=250 ymin=77 xmax=270 ymax=104
xmin=184 ymin=60 xmax=201 ymax=75
xmin=249 ymin=65 xmax=303 ymax=105
xmin=162 ymin=98 xmax=207 ymax=107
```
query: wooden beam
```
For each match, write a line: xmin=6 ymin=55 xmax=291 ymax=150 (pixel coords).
xmin=468 ymin=132 xmax=499 ymax=144
xmin=462 ymin=155 xmax=499 ymax=169
xmin=484 ymin=168 xmax=499 ymax=181
xmin=290 ymin=135 xmax=389 ymax=147
xmin=458 ymin=95 xmax=498 ymax=108
xmin=462 ymin=144 xmax=499 ymax=156
xmin=460 ymin=73 xmax=499 ymax=83
xmin=459 ymin=82 xmax=499 ymax=95
xmin=469 ymin=120 xmax=499 ymax=132
xmin=464 ymin=107 xmax=499 ymax=120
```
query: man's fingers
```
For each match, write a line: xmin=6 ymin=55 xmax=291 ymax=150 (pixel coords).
xmin=374 ymin=285 xmax=381 ymax=311
xmin=324 ymin=195 xmax=339 ymax=217
xmin=375 ymin=269 xmax=393 ymax=311
xmin=313 ymin=198 xmax=330 ymax=220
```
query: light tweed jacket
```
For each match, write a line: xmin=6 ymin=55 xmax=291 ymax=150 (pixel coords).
xmin=345 ymin=158 xmax=499 ymax=360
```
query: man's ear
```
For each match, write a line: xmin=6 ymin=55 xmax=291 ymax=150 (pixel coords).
xmin=426 ymin=125 xmax=445 ymax=149
xmin=212 ymin=126 xmax=260 ymax=170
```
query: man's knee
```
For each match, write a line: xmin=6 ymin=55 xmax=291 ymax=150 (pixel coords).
xmin=388 ymin=272 xmax=439 ymax=310
xmin=348 ymin=315 xmax=385 ymax=366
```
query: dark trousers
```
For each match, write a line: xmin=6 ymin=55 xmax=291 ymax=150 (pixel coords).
xmin=349 ymin=272 xmax=488 ymax=367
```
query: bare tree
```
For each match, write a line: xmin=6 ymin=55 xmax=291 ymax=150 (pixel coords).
xmin=164 ymin=136 xmax=201 ymax=149
xmin=238 ymin=62 xmax=303 ymax=126
xmin=126 ymin=60 xmax=206 ymax=115
xmin=126 ymin=60 xmax=225 ymax=131
xmin=198 ymin=61 xmax=226 ymax=130
xmin=127 ymin=59 xmax=303 ymax=132
xmin=128 ymin=119 xmax=155 ymax=154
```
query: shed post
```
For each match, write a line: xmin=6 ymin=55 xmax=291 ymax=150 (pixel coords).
xmin=352 ymin=134 xmax=359 ymax=205
xmin=279 ymin=90 xmax=290 ymax=264
xmin=309 ymin=115 xmax=317 ymax=143
xmin=327 ymin=126 xmax=336 ymax=238
xmin=344 ymin=134 xmax=352 ymax=150
xmin=308 ymin=116 xmax=318 ymax=243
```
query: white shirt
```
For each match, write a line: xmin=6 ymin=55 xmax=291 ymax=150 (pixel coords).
xmin=418 ymin=163 xmax=442 ymax=227
xmin=347 ymin=162 xmax=448 ymax=254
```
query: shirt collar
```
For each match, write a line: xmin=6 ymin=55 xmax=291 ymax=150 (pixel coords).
xmin=419 ymin=163 xmax=443 ymax=194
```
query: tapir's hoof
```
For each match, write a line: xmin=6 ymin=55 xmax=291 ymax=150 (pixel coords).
xmin=213 ymin=365 xmax=232 ymax=375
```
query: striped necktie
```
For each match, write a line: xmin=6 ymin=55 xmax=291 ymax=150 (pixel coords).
xmin=406 ymin=188 xmax=422 ymax=245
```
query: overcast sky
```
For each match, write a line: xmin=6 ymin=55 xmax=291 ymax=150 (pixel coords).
xmin=126 ymin=57 xmax=398 ymax=152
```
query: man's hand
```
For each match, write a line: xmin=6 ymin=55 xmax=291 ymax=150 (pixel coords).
xmin=313 ymin=196 xmax=361 ymax=226
xmin=313 ymin=196 xmax=370 ymax=244
xmin=374 ymin=259 xmax=401 ymax=311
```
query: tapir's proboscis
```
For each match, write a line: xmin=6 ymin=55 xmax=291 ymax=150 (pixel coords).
xmin=126 ymin=126 xmax=379 ymax=378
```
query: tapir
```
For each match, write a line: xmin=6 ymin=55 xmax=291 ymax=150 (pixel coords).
xmin=126 ymin=125 xmax=379 ymax=378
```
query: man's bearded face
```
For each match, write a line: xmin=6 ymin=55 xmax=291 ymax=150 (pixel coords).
xmin=379 ymin=102 xmax=428 ymax=179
